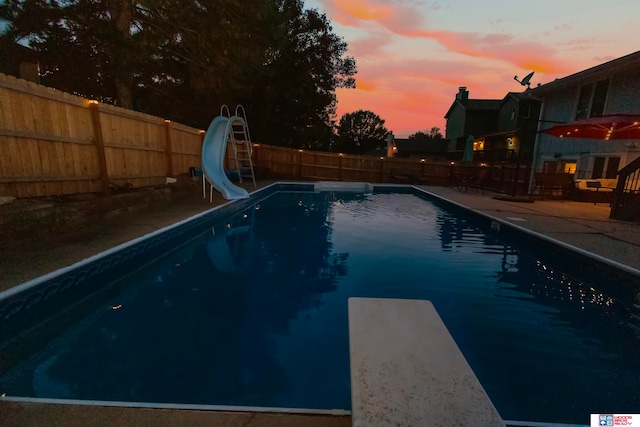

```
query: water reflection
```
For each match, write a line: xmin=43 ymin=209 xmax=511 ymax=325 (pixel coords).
xmin=433 ymin=210 xmax=640 ymax=423
xmin=2 ymin=191 xmax=350 ymax=407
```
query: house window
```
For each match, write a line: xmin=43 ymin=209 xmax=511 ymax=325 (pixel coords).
xmin=510 ymin=106 xmax=516 ymax=121
xmin=591 ymin=156 xmax=620 ymax=179
xmin=473 ymin=139 xmax=485 ymax=151
xmin=590 ymin=80 xmax=608 ymax=117
xmin=575 ymin=79 xmax=609 ymax=120
xmin=543 ymin=160 xmax=576 ymax=174
xmin=522 ymin=105 xmax=531 ymax=119
xmin=563 ymin=162 xmax=577 ymax=174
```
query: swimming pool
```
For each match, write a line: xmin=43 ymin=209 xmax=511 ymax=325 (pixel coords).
xmin=1 ymin=184 xmax=639 ymax=424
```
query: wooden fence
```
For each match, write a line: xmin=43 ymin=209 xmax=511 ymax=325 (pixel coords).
xmin=0 ymin=73 xmax=531 ymax=199
xmin=0 ymin=73 xmax=203 ymax=198
xmin=252 ymin=144 xmax=532 ymax=194
xmin=252 ymin=144 xmax=451 ymax=185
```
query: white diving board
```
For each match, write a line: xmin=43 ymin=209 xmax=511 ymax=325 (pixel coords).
xmin=348 ymin=297 xmax=505 ymax=427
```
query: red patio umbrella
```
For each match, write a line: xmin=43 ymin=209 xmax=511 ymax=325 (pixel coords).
xmin=540 ymin=114 xmax=640 ymax=140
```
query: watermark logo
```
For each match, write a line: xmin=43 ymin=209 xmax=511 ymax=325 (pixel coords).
xmin=591 ymin=414 xmax=636 ymax=426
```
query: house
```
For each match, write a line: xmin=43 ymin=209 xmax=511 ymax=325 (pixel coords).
xmin=479 ymin=92 xmax=541 ymax=163
xmin=529 ymin=51 xmax=640 ymax=181
xmin=444 ymin=87 xmax=541 ymax=164
xmin=443 ymin=87 xmax=501 ymax=154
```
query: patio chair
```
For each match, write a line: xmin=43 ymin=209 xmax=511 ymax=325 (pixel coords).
xmin=457 ymin=168 xmax=489 ymax=193
xmin=533 ymin=173 xmax=575 ymax=199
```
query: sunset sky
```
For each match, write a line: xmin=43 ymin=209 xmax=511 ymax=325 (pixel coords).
xmin=307 ymin=0 xmax=640 ymax=137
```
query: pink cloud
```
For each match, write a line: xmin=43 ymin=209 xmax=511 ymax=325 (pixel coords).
xmin=319 ymin=0 xmax=572 ymax=75
xmin=348 ymin=32 xmax=393 ymax=58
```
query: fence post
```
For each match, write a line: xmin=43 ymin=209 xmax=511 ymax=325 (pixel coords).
xmin=339 ymin=154 xmax=343 ymax=181
xmin=164 ymin=120 xmax=174 ymax=177
xmin=298 ymin=150 xmax=303 ymax=178
xmin=253 ymin=144 xmax=260 ymax=177
xmin=379 ymin=157 xmax=384 ymax=182
xmin=89 ymin=101 xmax=109 ymax=194
xmin=450 ymin=162 xmax=455 ymax=186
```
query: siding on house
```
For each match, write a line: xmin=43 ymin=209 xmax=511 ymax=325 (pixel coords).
xmin=532 ymin=61 xmax=640 ymax=178
xmin=445 ymin=104 xmax=466 ymax=151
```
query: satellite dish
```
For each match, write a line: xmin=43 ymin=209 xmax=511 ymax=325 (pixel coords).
xmin=514 ymin=71 xmax=535 ymax=89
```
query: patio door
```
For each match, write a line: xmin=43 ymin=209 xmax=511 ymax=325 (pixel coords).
xmin=591 ymin=156 xmax=620 ymax=179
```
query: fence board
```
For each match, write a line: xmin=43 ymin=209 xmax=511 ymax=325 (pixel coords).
xmin=0 ymin=88 xmax=13 ymax=130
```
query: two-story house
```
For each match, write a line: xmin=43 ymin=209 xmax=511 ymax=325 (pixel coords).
xmin=444 ymin=87 xmax=541 ymax=164
xmin=529 ymin=51 xmax=640 ymax=181
xmin=444 ymin=87 xmax=501 ymax=156
xmin=479 ymin=92 xmax=542 ymax=163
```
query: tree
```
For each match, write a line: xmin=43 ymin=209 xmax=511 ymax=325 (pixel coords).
xmin=1 ymin=0 xmax=357 ymax=146
xmin=336 ymin=110 xmax=388 ymax=154
xmin=428 ymin=126 xmax=443 ymax=139
xmin=408 ymin=131 xmax=429 ymax=140
xmin=409 ymin=126 xmax=443 ymax=140
xmin=0 ymin=0 xmax=140 ymax=108
xmin=247 ymin=0 xmax=356 ymax=149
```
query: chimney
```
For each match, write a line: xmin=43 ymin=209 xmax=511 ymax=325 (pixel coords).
xmin=456 ymin=86 xmax=469 ymax=103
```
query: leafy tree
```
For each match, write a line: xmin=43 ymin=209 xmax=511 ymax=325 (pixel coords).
xmin=409 ymin=126 xmax=443 ymax=140
xmin=408 ymin=131 xmax=429 ymax=140
xmin=428 ymin=126 xmax=443 ymax=139
xmin=131 ymin=0 xmax=281 ymax=125
xmin=247 ymin=0 xmax=356 ymax=149
xmin=0 ymin=0 xmax=139 ymax=108
xmin=336 ymin=110 xmax=388 ymax=154
xmin=1 ymin=0 xmax=356 ymax=148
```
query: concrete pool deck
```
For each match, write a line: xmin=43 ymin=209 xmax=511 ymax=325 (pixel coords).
xmin=1 ymin=181 xmax=638 ymax=426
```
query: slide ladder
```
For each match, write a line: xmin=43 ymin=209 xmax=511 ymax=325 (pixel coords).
xmin=228 ymin=105 xmax=256 ymax=189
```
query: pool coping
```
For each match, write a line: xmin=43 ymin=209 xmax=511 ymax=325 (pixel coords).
xmin=0 ymin=396 xmax=350 ymax=416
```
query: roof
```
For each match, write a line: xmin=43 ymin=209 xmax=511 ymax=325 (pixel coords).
xmin=530 ymin=50 xmax=640 ymax=95
xmin=499 ymin=91 xmax=533 ymax=105
xmin=444 ymin=98 xmax=501 ymax=118
xmin=465 ymin=99 xmax=502 ymax=110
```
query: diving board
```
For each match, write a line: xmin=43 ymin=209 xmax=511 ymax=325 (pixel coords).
xmin=348 ymin=298 xmax=505 ymax=427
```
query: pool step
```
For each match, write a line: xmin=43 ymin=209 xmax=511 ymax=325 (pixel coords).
xmin=348 ymin=297 xmax=505 ymax=427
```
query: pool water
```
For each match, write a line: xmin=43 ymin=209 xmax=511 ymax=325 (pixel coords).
xmin=1 ymin=191 xmax=639 ymax=424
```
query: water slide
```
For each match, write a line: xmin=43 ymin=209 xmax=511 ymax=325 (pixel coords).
xmin=201 ymin=115 xmax=250 ymax=200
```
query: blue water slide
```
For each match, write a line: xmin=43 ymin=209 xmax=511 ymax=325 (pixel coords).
xmin=201 ymin=116 xmax=249 ymax=200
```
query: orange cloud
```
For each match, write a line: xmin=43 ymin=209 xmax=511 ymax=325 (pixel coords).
xmin=404 ymin=30 xmax=573 ymax=75
xmin=355 ymin=80 xmax=376 ymax=91
xmin=334 ymin=0 xmax=392 ymax=21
